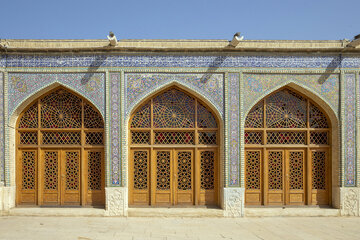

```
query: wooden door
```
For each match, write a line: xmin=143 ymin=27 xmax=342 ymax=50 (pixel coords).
xmin=129 ymin=149 xmax=150 ymax=205
xmin=198 ymin=149 xmax=217 ymax=205
xmin=41 ymin=149 xmax=81 ymax=206
xmin=153 ymin=149 xmax=173 ymax=205
xmin=17 ymin=149 xmax=38 ymax=205
xmin=245 ymin=149 xmax=262 ymax=205
xmin=286 ymin=150 xmax=306 ymax=205
xmin=310 ymin=149 xmax=329 ymax=205
xmin=174 ymin=149 xmax=194 ymax=205
xmin=85 ymin=149 xmax=105 ymax=206
xmin=266 ymin=150 xmax=285 ymax=205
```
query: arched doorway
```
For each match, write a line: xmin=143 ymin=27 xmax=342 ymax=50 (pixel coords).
xmin=16 ymin=87 xmax=105 ymax=206
xmin=129 ymin=87 xmax=219 ymax=206
xmin=244 ymin=88 xmax=331 ymax=206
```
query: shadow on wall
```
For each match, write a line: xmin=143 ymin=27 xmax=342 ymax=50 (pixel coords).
xmin=317 ymin=56 xmax=341 ymax=84
xmin=81 ymin=55 xmax=108 ymax=85
xmin=200 ymin=56 xmax=226 ymax=83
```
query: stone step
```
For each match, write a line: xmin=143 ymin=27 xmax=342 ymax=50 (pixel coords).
xmin=245 ymin=207 xmax=340 ymax=217
xmin=8 ymin=207 xmax=106 ymax=217
xmin=128 ymin=207 xmax=224 ymax=217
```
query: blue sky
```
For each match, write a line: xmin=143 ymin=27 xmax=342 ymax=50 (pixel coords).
xmin=1 ymin=0 xmax=359 ymax=40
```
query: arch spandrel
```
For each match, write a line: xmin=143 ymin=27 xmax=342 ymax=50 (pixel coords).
xmin=8 ymin=73 xmax=105 ymax=123
xmin=243 ymin=74 xmax=339 ymax=119
xmin=125 ymin=73 xmax=224 ymax=119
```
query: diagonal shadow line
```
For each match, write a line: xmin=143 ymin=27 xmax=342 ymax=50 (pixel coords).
xmin=317 ymin=56 xmax=341 ymax=84
xmin=81 ymin=55 xmax=107 ymax=85
xmin=200 ymin=55 xmax=226 ymax=83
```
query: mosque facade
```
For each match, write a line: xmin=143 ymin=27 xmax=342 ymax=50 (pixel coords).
xmin=0 ymin=38 xmax=360 ymax=216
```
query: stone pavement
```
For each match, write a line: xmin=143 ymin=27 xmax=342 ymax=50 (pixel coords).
xmin=0 ymin=216 xmax=359 ymax=240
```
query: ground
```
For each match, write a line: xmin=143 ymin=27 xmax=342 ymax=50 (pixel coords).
xmin=0 ymin=216 xmax=359 ymax=240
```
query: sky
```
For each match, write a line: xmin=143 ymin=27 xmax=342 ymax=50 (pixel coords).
xmin=1 ymin=0 xmax=359 ymax=41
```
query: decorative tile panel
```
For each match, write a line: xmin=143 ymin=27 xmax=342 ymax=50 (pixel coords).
xmin=344 ymin=74 xmax=356 ymax=186
xmin=110 ymin=73 xmax=121 ymax=185
xmin=125 ymin=73 xmax=224 ymax=117
xmin=0 ymin=72 xmax=4 ymax=182
xmin=4 ymin=54 xmax=353 ymax=68
xmin=228 ymin=73 xmax=240 ymax=186
xmin=243 ymin=74 xmax=339 ymax=115
xmin=8 ymin=73 xmax=105 ymax=118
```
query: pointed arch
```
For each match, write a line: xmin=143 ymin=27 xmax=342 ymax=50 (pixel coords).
xmin=244 ymin=82 xmax=338 ymax=128
xmin=127 ymin=85 xmax=223 ymax=207
xmin=126 ymin=81 xmax=223 ymax=125
xmin=9 ymin=82 xmax=104 ymax=128
xmin=243 ymin=85 xmax=340 ymax=207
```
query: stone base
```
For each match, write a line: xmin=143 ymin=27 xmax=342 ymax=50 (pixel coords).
xmin=223 ymin=187 xmax=244 ymax=217
xmin=0 ymin=186 xmax=16 ymax=214
xmin=105 ymin=187 xmax=128 ymax=216
xmin=340 ymin=187 xmax=360 ymax=216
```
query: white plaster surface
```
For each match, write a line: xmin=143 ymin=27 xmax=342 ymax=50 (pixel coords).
xmin=223 ymin=187 xmax=244 ymax=217
xmin=1 ymin=216 xmax=360 ymax=240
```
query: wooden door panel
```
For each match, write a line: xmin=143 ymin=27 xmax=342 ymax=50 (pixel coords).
xmin=42 ymin=150 xmax=60 ymax=205
xmin=175 ymin=150 xmax=194 ymax=205
xmin=154 ymin=150 xmax=172 ymax=205
xmin=198 ymin=150 xmax=217 ymax=205
xmin=85 ymin=149 xmax=105 ymax=206
xmin=129 ymin=149 xmax=150 ymax=205
xmin=286 ymin=150 xmax=305 ymax=205
xmin=62 ymin=150 xmax=81 ymax=205
xmin=245 ymin=149 xmax=262 ymax=205
xmin=266 ymin=150 xmax=284 ymax=205
xmin=17 ymin=149 xmax=38 ymax=205
xmin=310 ymin=149 xmax=329 ymax=205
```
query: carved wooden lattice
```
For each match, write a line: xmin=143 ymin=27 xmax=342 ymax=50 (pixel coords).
xmin=131 ymin=102 xmax=151 ymax=128
xmin=156 ymin=151 xmax=171 ymax=190
xmin=65 ymin=152 xmax=79 ymax=190
xmin=44 ymin=151 xmax=58 ymax=190
xmin=88 ymin=152 xmax=102 ymax=190
xmin=133 ymin=151 xmax=148 ymax=190
xmin=246 ymin=151 xmax=261 ymax=190
xmin=245 ymin=102 xmax=263 ymax=128
xmin=20 ymin=132 xmax=38 ymax=145
xmin=197 ymin=103 xmax=217 ymax=128
xmin=310 ymin=132 xmax=328 ymax=145
xmin=84 ymin=103 xmax=104 ymax=128
xmin=19 ymin=103 xmax=38 ymax=128
xmin=289 ymin=151 xmax=304 ymax=190
xmin=85 ymin=132 xmax=104 ymax=145
xmin=42 ymin=132 xmax=81 ymax=145
xmin=268 ymin=151 xmax=283 ymax=190
xmin=309 ymin=103 xmax=329 ymax=128
xmin=198 ymin=132 xmax=217 ymax=145
xmin=312 ymin=151 xmax=326 ymax=190
xmin=41 ymin=89 xmax=82 ymax=128
xmin=267 ymin=131 xmax=306 ymax=144
xmin=153 ymin=89 xmax=195 ymax=128
xmin=200 ymin=151 xmax=215 ymax=190
xmin=22 ymin=151 xmax=36 ymax=190
xmin=245 ymin=131 xmax=262 ymax=144
xmin=131 ymin=131 xmax=150 ymax=144
xmin=154 ymin=131 xmax=194 ymax=144
xmin=177 ymin=152 xmax=192 ymax=190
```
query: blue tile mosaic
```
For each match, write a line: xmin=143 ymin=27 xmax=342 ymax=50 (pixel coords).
xmin=3 ymin=54 xmax=359 ymax=68
xmin=8 ymin=73 xmax=105 ymax=119
xmin=0 ymin=72 xmax=4 ymax=182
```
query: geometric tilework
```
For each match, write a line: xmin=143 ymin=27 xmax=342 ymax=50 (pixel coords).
xmin=0 ymin=72 xmax=4 ymax=182
xmin=125 ymin=73 xmax=224 ymax=118
xmin=110 ymin=73 xmax=121 ymax=185
xmin=228 ymin=73 xmax=240 ymax=186
xmin=344 ymin=74 xmax=356 ymax=186
xmin=2 ymin=54 xmax=352 ymax=68
xmin=8 ymin=73 xmax=105 ymax=118
xmin=243 ymin=74 xmax=339 ymax=116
